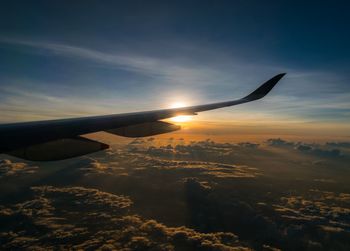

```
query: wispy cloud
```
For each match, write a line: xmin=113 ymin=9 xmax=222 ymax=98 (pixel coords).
xmin=0 ymin=82 xmax=129 ymax=122
xmin=0 ymin=37 xmax=349 ymax=129
xmin=0 ymin=37 xmax=225 ymax=87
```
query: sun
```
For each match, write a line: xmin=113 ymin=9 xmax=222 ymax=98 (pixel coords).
xmin=169 ymin=102 xmax=187 ymax=109
xmin=169 ymin=102 xmax=193 ymax=123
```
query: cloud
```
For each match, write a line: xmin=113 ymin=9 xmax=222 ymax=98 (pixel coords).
xmin=273 ymin=189 xmax=350 ymax=233
xmin=313 ymin=178 xmax=336 ymax=183
xmin=1 ymin=37 xmax=350 ymax=127
xmin=0 ymin=37 xmax=227 ymax=89
xmin=0 ymin=159 xmax=38 ymax=177
xmin=326 ymin=142 xmax=350 ymax=148
xmin=80 ymin=137 xmax=348 ymax=184
xmin=265 ymin=138 xmax=345 ymax=158
xmin=266 ymin=138 xmax=294 ymax=147
xmin=267 ymin=189 xmax=350 ymax=249
xmin=1 ymin=137 xmax=349 ymax=250
xmin=295 ymin=144 xmax=342 ymax=158
xmin=262 ymin=244 xmax=282 ymax=251
xmin=77 ymin=157 xmax=115 ymax=175
xmin=32 ymin=186 xmax=133 ymax=209
xmin=0 ymin=185 xmax=248 ymax=250
xmin=0 ymin=38 xmax=229 ymax=122
xmin=90 ymin=149 xmax=260 ymax=179
xmin=129 ymin=138 xmax=146 ymax=145
xmin=237 ymin=142 xmax=260 ymax=148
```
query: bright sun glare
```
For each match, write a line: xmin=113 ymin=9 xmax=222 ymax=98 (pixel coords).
xmin=169 ymin=102 xmax=193 ymax=123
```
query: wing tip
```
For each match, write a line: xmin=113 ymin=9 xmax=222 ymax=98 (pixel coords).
xmin=243 ymin=73 xmax=286 ymax=101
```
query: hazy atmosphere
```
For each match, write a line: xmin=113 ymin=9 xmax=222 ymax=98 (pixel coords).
xmin=0 ymin=1 xmax=349 ymax=250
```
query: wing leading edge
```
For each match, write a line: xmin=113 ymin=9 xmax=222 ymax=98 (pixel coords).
xmin=0 ymin=73 xmax=285 ymax=160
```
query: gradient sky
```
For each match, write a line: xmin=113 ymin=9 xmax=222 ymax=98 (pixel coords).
xmin=0 ymin=1 xmax=349 ymax=138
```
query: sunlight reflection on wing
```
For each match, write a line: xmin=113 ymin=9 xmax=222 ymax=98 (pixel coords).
xmin=169 ymin=102 xmax=193 ymax=122
xmin=170 ymin=115 xmax=192 ymax=122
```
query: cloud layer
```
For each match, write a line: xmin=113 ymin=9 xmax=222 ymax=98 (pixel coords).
xmin=1 ymin=137 xmax=350 ymax=250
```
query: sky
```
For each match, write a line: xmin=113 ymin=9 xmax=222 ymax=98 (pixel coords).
xmin=0 ymin=0 xmax=349 ymax=139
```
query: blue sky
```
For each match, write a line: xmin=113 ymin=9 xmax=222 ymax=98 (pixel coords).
xmin=0 ymin=0 xmax=349 ymax=132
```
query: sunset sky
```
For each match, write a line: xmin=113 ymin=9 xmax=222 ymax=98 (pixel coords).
xmin=2 ymin=2 xmax=350 ymax=250
xmin=0 ymin=1 xmax=349 ymax=140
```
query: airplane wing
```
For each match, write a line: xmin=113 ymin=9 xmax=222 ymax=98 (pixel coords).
xmin=0 ymin=73 xmax=285 ymax=161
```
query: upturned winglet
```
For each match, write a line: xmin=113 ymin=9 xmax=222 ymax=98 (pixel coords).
xmin=243 ymin=73 xmax=286 ymax=101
